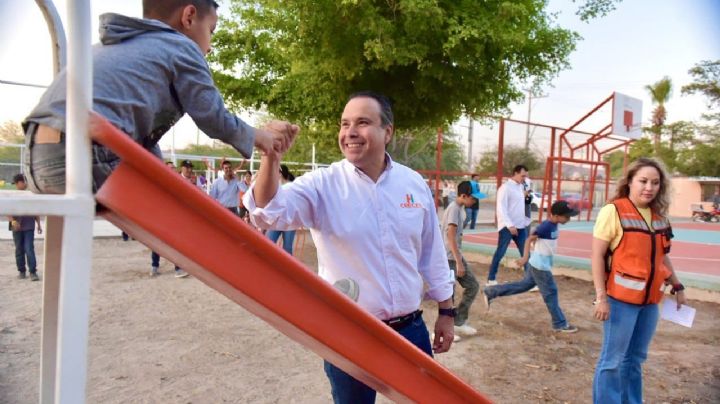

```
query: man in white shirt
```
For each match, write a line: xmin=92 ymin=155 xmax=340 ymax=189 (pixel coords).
xmin=245 ymin=91 xmax=455 ymax=404
xmin=487 ymin=164 xmax=532 ymax=285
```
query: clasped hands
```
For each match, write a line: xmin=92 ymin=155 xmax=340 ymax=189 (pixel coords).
xmin=254 ymin=120 xmax=300 ymax=157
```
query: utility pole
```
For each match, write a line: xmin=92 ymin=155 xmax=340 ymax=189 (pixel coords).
xmin=467 ymin=118 xmax=474 ymax=171
xmin=524 ymin=88 xmax=547 ymax=150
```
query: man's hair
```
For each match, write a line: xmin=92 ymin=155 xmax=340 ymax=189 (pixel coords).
xmin=221 ymin=160 xmax=232 ymax=167
xmin=512 ymin=164 xmax=528 ymax=174
xmin=347 ymin=91 xmax=394 ymax=127
xmin=143 ymin=0 xmax=219 ymax=20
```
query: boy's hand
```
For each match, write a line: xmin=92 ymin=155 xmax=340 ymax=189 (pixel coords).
xmin=455 ymin=260 xmax=466 ymax=278
xmin=515 ymin=258 xmax=527 ymax=267
xmin=260 ymin=120 xmax=299 ymax=155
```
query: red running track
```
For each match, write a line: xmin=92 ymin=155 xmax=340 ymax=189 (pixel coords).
xmin=464 ymin=231 xmax=720 ymax=277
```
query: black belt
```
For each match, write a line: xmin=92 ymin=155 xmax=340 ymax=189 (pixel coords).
xmin=382 ymin=310 xmax=422 ymax=330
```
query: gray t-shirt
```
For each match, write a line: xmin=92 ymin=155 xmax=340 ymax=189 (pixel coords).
xmin=441 ymin=201 xmax=466 ymax=261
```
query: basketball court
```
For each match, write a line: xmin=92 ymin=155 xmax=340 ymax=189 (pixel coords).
xmin=462 ymin=220 xmax=720 ymax=291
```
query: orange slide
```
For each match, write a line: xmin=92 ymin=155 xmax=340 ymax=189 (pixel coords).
xmin=90 ymin=115 xmax=491 ymax=403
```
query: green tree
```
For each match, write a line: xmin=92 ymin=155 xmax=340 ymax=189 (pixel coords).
xmin=475 ymin=145 xmax=542 ymax=176
xmin=211 ymin=0 xmax=579 ymax=130
xmin=0 ymin=120 xmax=23 ymax=143
xmin=682 ymin=60 xmax=720 ymax=124
xmin=645 ymin=76 xmax=672 ymax=159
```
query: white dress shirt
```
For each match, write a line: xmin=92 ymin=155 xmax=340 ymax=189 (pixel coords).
xmin=244 ymin=157 xmax=454 ymax=320
xmin=496 ymin=178 xmax=532 ymax=231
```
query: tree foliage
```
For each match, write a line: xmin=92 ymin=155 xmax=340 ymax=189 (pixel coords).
xmin=211 ymin=0 xmax=579 ymax=130
xmin=475 ymin=145 xmax=542 ymax=176
xmin=681 ymin=60 xmax=720 ymax=111
xmin=572 ymin=0 xmax=623 ymax=21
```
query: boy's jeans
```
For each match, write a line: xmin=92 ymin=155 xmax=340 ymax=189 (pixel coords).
xmin=484 ymin=264 xmax=567 ymax=329
xmin=593 ymin=297 xmax=659 ymax=404
xmin=13 ymin=230 xmax=37 ymax=274
xmin=449 ymin=257 xmax=480 ymax=326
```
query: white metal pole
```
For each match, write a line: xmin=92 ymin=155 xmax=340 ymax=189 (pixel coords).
xmin=312 ymin=143 xmax=316 ymax=171
xmin=55 ymin=1 xmax=95 ymax=403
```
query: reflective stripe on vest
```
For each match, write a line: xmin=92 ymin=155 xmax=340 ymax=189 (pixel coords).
xmin=606 ymin=198 xmax=671 ymax=305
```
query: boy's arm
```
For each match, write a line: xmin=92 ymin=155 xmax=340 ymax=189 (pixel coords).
xmin=35 ymin=217 xmax=43 ymax=234
xmin=516 ymin=234 xmax=537 ymax=266
xmin=173 ymin=51 xmax=298 ymax=156
xmin=446 ymin=224 xmax=465 ymax=277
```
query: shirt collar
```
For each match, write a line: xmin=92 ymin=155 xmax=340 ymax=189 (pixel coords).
xmin=344 ymin=153 xmax=394 ymax=180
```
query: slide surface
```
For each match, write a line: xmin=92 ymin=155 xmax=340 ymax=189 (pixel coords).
xmin=90 ymin=115 xmax=490 ymax=403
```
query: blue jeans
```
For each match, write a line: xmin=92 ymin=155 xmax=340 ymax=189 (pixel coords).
xmin=463 ymin=207 xmax=479 ymax=229
xmin=151 ymin=251 xmax=180 ymax=271
xmin=323 ymin=314 xmax=433 ymax=403
xmin=13 ymin=230 xmax=37 ymax=274
xmin=487 ymin=227 xmax=527 ymax=281
xmin=484 ymin=264 xmax=567 ymax=329
xmin=593 ymin=297 xmax=659 ymax=404
xmin=23 ymin=123 xmax=119 ymax=194
xmin=449 ymin=257 xmax=479 ymax=326
xmin=267 ymin=230 xmax=296 ymax=255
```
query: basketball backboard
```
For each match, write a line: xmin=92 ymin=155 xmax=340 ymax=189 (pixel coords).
xmin=612 ymin=92 xmax=643 ymax=139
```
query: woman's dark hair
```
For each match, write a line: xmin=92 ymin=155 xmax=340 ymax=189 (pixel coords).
xmin=280 ymin=164 xmax=295 ymax=182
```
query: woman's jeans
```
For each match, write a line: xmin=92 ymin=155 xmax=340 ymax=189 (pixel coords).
xmin=267 ymin=230 xmax=296 ymax=255
xmin=593 ymin=297 xmax=659 ymax=404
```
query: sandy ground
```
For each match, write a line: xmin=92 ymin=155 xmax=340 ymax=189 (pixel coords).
xmin=1 ymin=233 xmax=719 ymax=403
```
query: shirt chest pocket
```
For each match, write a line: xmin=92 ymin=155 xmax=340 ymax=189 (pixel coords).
xmin=393 ymin=207 xmax=425 ymax=247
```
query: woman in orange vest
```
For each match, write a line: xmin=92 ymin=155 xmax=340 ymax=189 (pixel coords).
xmin=591 ymin=158 xmax=686 ymax=404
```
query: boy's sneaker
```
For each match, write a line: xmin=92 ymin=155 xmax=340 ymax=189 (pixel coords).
xmin=454 ymin=323 xmax=478 ymax=336
xmin=555 ymin=324 xmax=578 ymax=333
xmin=529 ymin=285 xmax=540 ymax=292
xmin=150 ymin=266 xmax=159 ymax=277
xmin=486 ymin=280 xmax=498 ymax=287
xmin=174 ymin=270 xmax=189 ymax=278
xmin=18 ymin=272 xmax=27 ymax=279
xmin=29 ymin=273 xmax=40 ymax=282
xmin=333 ymin=278 xmax=360 ymax=302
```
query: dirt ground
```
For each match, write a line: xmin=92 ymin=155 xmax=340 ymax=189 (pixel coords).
xmin=1 ymin=233 xmax=719 ymax=403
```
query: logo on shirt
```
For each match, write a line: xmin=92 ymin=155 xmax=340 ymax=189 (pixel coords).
xmin=400 ymin=194 xmax=423 ymax=208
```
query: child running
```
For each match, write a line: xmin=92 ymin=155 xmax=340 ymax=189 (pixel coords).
xmin=483 ymin=200 xmax=579 ymax=333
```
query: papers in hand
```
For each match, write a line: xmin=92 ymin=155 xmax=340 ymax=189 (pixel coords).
xmin=660 ymin=298 xmax=695 ymax=328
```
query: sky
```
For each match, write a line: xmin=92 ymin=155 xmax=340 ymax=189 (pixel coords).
xmin=1 ymin=0 xmax=719 ymax=160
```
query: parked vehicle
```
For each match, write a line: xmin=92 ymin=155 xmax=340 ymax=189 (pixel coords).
xmin=691 ymin=204 xmax=720 ymax=222
xmin=559 ymin=193 xmax=593 ymax=210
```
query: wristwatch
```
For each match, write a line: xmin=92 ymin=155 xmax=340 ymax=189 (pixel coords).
xmin=671 ymin=283 xmax=685 ymax=295
xmin=438 ymin=307 xmax=457 ymax=318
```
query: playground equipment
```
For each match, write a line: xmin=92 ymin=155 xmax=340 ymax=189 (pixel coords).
xmin=4 ymin=1 xmax=490 ymax=402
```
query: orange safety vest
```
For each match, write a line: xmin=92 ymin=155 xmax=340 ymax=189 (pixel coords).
xmin=605 ymin=198 xmax=673 ymax=305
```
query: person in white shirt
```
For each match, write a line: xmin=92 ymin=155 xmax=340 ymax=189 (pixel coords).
xmin=245 ymin=91 xmax=455 ymax=404
xmin=487 ymin=164 xmax=532 ymax=285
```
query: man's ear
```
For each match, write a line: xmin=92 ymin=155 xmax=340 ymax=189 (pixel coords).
xmin=384 ymin=124 xmax=394 ymax=145
xmin=179 ymin=5 xmax=199 ymax=29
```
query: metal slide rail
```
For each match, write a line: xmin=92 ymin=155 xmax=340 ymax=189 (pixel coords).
xmin=89 ymin=115 xmax=491 ymax=403
xmin=0 ymin=1 xmax=94 ymax=402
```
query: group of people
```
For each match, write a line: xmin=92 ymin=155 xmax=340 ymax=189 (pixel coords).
xmin=15 ymin=0 xmax=687 ymax=402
